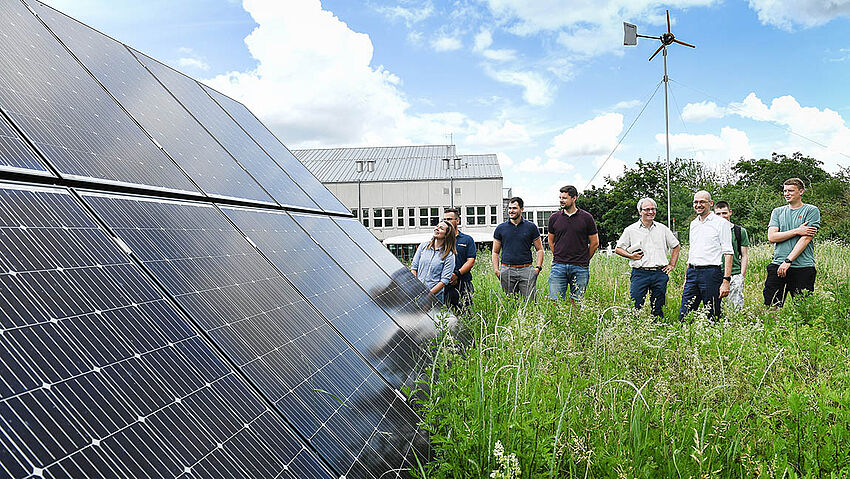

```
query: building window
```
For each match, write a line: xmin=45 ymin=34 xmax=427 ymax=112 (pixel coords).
xmin=466 ymin=206 xmax=487 ymax=225
xmin=430 ymin=207 xmax=440 ymax=226
xmin=384 ymin=208 xmax=393 ymax=227
xmin=408 ymin=208 xmax=415 ymax=227
xmin=490 ymin=205 xmax=497 ymax=225
xmin=361 ymin=208 xmax=369 ymax=227
xmin=466 ymin=206 xmax=475 ymax=225
xmin=443 ymin=187 xmax=450 ymax=195
xmin=476 ymin=206 xmax=485 ymax=225
xmin=373 ymin=208 xmax=383 ymax=228
xmin=420 ymin=207 xmax=429 ymax=227
xmin=373 ymin=208 xmax=393 ymax=228
xmin=351 ymin=209 xmax=358 ymax=218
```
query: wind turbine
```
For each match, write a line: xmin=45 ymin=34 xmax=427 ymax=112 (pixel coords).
xmin=624 ymin=11 xmax=695 ymax=229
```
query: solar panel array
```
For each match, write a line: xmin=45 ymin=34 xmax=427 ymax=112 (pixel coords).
xmin=0 ymin=1 xmax=437 ymax=477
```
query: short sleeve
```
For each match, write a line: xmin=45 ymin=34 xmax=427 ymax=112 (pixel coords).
xmin=585 ymin=213 xmax=598 ymax=236
xmin=665 ymin=226 xmax=680 ymax=248
xmin=718 ymin=221 xmax=733 ymax=255
xmin=493 ymin=224 xmax=503 ymax=242
xmin=615 ymin=227 xmax=630 ymax=249
xmin=468 ymin=237 xmax=477 ymax=258
xmin=806 ymin=205 xmax=821 ymax=229
xmin=548 ymin=213 xmax=556 ymax=232
xmin=768 ymin=207 xmax=781 ymax=229
xmin=740 ymin=227 xmax=750 ymax=247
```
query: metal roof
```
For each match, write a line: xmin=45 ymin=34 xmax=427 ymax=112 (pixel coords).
xmin=293 ymin=145 xmax=502 ymax=183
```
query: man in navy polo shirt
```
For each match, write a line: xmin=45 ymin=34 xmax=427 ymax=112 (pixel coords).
xmin=547 ymin=185 xmax=599 ymax=303
xmin=443 ymin=207 xmax=476 ymax=312
xmin=491 ymin=197 xmax=544 ymax=300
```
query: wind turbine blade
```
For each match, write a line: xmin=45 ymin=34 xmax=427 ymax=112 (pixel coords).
xmin=648 ymin=44 xmax=664 ymax=61
xmin=674 ymin=39 xmax=696 ymax=48
xmin=667 ymin=10 xmax=671 ymax=33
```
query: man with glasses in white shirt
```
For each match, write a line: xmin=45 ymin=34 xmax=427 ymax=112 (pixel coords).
xmin=678 ymin=190 xmax=733 ymax=322
xmin=615 ymin=197 xmax=680 ymax=319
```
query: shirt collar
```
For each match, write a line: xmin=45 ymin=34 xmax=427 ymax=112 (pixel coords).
xmin=638 ymin=220 xmax=655 ymax=229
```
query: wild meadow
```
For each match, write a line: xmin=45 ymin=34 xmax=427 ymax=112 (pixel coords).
xmin=415 ymin=242 xmax=850 ymax=478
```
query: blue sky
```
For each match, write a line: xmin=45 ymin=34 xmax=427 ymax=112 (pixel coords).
xmin=44 ymin=0 xmax=850 ymax=206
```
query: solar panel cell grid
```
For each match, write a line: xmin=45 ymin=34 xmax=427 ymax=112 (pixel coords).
xmin=0 ymin=184 xmax=330 ymax=479
xmin=201 ymin=84 xmax=350 ymax=214
xmin=0 ymin=112 xmax=51 ymax=174
xmin=28 ymin=0 xmax=274 ymax=204
xmin=80 ymin=194 xmax=426 ymax=478
xmin=222 ymin=207 xmax=428 ymax=390
xmin=0 ymin=0 xmax=199 ymax=194
xmin=291 ymin=213 xmax=437 ymax=344
xmin=132 ymin=51 xmax=320 ymax=211
xmin=333 ymin=217 xmax=434 ymax=302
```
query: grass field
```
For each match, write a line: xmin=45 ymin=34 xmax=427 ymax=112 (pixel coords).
xmin=415 ymin=241 xmax=850 ymax=478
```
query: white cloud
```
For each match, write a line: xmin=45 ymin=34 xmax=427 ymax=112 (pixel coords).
xmin=431 ymin=36 xmax=463 ymax=51
xmin=464 ymin=120 xmax=531 ymax=148
xmin=612 ymin=99 xmax=641 ymax=110
xmin=497 ymin=151 xmax=514 ymax=167
xmin=473 ymin=29 xmax=493 ymax=51
xmin=375 ymin=3 xmax=434 ymax=27
xmin=204 ymin=0 xmax=467 ymax=147
xmin=485 ymin=67 xmax=554 ymax=105
xmin=482 ymin=48 xmax=518 ymax=61
xmin=728 ymin=93 xmax=850 ymax=169
xmin=656 ymin=126 xmax=752 ymax=165
xmin=175 ymin=47 xmax=210 ymax=71
xmin=682 ymin=100 xmax=725 ymax=122
xmin=177 ymin=57 xmax=210 ymax=71
xmin=546 ymin=113 xmax=623 ymax=159
xmin=747 ymin=0 xmax=850 ymax=30
xmin=484 ymin=0 xmax=716 ymax=57
xmin=517 ymin=156 xmax=575 ymax=173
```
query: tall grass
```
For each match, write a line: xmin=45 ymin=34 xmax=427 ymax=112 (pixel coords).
xmin=417 ymin=241 xmax=850 ymax=478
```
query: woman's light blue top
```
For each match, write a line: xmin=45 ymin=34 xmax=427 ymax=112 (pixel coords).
xmin=410 ymin=242 xmax=455 ymax=291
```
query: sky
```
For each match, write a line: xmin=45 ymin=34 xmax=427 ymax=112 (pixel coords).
xmin=43 ymin=0 xmax=850 ymax=206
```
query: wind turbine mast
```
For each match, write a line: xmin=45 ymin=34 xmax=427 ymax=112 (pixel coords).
xmin=624 ymin=11 xmax=695 ymax=229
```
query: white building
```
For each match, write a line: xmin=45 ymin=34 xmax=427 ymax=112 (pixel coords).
xmin=294 ymin=145 xmax=503 ymax=260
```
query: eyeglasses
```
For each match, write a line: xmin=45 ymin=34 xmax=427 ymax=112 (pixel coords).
xmin=641 ymin=208 xmax=657 ymax=212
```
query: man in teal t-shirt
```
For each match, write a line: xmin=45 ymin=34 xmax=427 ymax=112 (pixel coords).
xmin=763 ymin=178 xmax=821 ymax=307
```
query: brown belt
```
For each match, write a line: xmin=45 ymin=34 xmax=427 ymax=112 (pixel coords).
xmin=502 ymin=263 xmax=531 ymax=268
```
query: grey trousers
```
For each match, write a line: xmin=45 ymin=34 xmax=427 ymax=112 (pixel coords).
xmin=500 ymin=265 xmax=537 ymax=301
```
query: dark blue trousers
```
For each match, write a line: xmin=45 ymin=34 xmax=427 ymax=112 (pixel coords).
xmin=630 ymin=269 xmax=669 ymax=317
xmin=678 ymin=266 xmax=722 ymax=321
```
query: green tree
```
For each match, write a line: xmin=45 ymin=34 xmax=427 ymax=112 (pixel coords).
xmin=732 ymin=152 xmax=830 ymax=191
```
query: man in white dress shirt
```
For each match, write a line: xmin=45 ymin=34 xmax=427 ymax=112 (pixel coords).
xmin=678 ymin=190 xmax=733 ymax=321
xmin=615 ymin=197 xmax=680 ymax=318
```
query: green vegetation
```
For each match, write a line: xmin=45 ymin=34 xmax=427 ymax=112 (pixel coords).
xmin=416 ymin=242 xmax=850 ymax=478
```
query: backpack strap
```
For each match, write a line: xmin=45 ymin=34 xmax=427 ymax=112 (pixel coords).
xmin=733 ymin=224 xmax=742 ymax=257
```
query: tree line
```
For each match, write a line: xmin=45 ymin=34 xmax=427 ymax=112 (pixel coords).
xmin=580 ymin=152 xmax=850 ymax=246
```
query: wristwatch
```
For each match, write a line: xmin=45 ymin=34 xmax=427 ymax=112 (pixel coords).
xmin=535 ymin=265 xmax=542 ymax=271
xmin=783 ymin=258 xmax=792 ymax=264
xmin=723 ymin=276 xmax=731 ymax=282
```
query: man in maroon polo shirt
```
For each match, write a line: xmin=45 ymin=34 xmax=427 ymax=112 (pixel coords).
xmin=547 ymin=185 xmax=599 ymax=303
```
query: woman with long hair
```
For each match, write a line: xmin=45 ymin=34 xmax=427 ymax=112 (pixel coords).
xmin=410 ymin=220 xmax=457 ymax=302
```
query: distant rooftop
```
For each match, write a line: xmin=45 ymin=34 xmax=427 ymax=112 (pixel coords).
xmin=293 ymin=145 xmax=502 ymax=183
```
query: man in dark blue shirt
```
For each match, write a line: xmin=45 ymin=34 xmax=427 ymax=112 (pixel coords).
xmin=491 ymin=197 xmax=544 ymax=300
xmin=443 ymin=208 xmax=476 ymax=312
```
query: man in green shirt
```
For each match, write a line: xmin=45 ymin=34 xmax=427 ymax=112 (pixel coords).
xmin=763 ymin=178 xmax=821 ymax=307
xmin=714 ymin=201 xmax=749 ymax=309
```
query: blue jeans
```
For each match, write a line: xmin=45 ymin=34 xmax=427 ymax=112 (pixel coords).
xmin=630 ymin=268 xmax=669 ymax=317
xmin=548 ymin=263 xmax=589 ymax=301
xmin=678 ymin=266 xmax=722 ymax=321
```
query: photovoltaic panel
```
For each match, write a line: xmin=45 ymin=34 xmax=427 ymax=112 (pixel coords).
xmin=223 ymin=208 xmax=429 ymax=390
xmin=0 ymin=112 xmax=51 ymax=175
xmin=290 ymin=213 xmax=438 ymax=346
xmin=0 ymin=0 xmax=200 ymax=194
xmin=81 ymin=193 xmax=429 ymax=478
xmin=0 ymin=183 xmax=331 ymax=479
xmin=334 ymin=217 xmax=434 ymax=301
xmin=28 ymin=0 xmax=274 ymax=204
xmin=201 ymin=84 xmax=350 ymax=214
xmin=131 ymin=51 xmax=321 ymax=212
